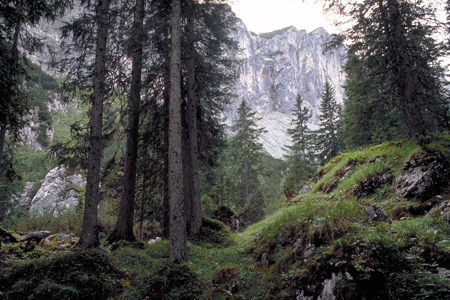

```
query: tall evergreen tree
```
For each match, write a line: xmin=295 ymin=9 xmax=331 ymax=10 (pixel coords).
xmin=185 ymin=0 xmax=202 ymax=236
xmin=77 ymin=0 xmax=110 ymax=249
xmin=107 ymin=0 xmax=145 ymax=243
xmin=325 ymin=0 xmax=449 ymax=141
xmin=137 ymin=0 xmax=238 ymax=238
xmin=284 ymin=94 xmax=316 ymax=192
xmin=230 ymin=99 xmax=265 ymax=220
xmin=168 ymin=0 xmax=187 ymax=261
xmin=340 ymin=54 xmax=405 ymax=149
xmin=316 ymin=81 xmax=341 ymax=165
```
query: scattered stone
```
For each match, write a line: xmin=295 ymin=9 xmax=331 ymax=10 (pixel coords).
xmin=345 ymin=272 xmax=354 ymax=281
xmin=148 ymin=237 xmax=161 ymax=244
xmin=299 ymin=183 xmax=310 ymax=195
xmin=254 ymin=234 xmax=260 ymax=242
xmin=213 ymin=206 xmax=243 ymax=233
xmin=396 ymin=150 xmax=450 ymax=201
xmin=352 ymin=170 xmax=393 ymax=199
xmin=321 ymin=179 xmax=339 ymax=194
xmin=296 ymin=289 xmax=313 ymax=300
xmin=38 ymin=234 xmax=78 ymax=250
xmin=0 ymin=227 xmax=18 ymax=244
xmin=335 ymin=260 xmax=347 ymax=267
xmin=318 ymin=272 xmax=343 ymax=300
xmin=303 ymin=244 xmax=315 ymax=259
xmin=261 ymin=253 xmax=269 ymax=267
xmin=356 ymin=224 xmax=367 ymax=230
xmin=294 ymin=237 xmax=302 ymax=248
xmin=295 ymin=290 xmax=314 ymax=300
xmin=19 ymin=231 xmax=51 ymax=243
xmin=365 ymin=205 xmax=392 ymax=223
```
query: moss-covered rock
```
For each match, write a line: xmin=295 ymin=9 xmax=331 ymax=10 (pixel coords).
xmin=38 ymin=234 xmax=77 ymax=250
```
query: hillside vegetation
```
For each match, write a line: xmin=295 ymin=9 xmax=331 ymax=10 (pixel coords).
xmin=2 ymin=138 xmax=450 ymax=299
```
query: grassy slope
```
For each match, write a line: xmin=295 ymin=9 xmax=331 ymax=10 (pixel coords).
xmin=3 ymin=140 xmax=450 ymax=299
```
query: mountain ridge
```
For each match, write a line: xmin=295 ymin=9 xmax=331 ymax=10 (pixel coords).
xmin=228 ymin=19 xmax=346 ymax=158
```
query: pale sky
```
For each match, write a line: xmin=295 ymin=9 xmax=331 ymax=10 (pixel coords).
xmin=230 ymin=0 xmax=337 ymax=35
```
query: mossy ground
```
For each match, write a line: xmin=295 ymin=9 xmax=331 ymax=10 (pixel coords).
xmin=3 ymin=138 xmax=450 ymax=299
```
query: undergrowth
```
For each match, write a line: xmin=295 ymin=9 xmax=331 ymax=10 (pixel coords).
xmin=3 ymin=138 xmax=450 ymax=299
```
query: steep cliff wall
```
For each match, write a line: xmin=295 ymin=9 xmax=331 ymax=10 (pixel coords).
xmin=228 ymin=22 xmax=346 ymax=158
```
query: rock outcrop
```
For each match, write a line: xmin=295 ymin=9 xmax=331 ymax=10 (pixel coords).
xmin=29 ymin=165 xmax=85 ymax=214
xmin=38 ymin=234 xmax=78 ymax=250
xmin=19 ymin=231 xmax=51 ymax=243
xmin=396 ymin=151 xmax=450 ymax=201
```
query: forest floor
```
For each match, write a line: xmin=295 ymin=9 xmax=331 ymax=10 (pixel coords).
xmin=2 ymin=138 xmax=450 ymax=299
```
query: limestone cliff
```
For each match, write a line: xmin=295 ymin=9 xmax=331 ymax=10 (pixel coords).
xmin=228 ymin=22 xmax=346 ymax=158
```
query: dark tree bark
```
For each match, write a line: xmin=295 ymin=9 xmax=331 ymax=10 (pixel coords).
xmin=77 ymin=0 xmax=110 ymax=249
xmin=168 ymin=0 xmax=187 ymax=261
xmin=162 ymin=86 xmax=170 ymax=239
xmin=384 ymin=0 xmax=426 ymax=138
xmin=186 ymin=0 xmax=202 ymax=236
xmin=182 ymin=115 xmax=192 ymax=233
xmin=107 ymin=0 xmax=145 ymax=243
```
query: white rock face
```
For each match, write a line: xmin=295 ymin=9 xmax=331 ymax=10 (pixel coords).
xmin=229 ymin=22 xmax=346 ymax=158
xmin=30 ymin=165 xmax=85 ymax=214
xmin=11 ymin=181 xmax=35 ymax=213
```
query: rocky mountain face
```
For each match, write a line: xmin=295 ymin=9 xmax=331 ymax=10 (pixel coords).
xmin=228 ymin=22 xmax=346 ymax=158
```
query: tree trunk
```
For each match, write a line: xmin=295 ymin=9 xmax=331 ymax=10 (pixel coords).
xmin=162 ymin=88 xmax=170 ymax=239
xmin=182 ymin=115 xmax=192 ymax=233
xmin=0 ymin=126 xmax=6 ymax=174
xmin=186 ymin=0 xmax=202 ymax=235
xmin=107 ymin=0 xmax=145 ymax=243
xmin=168 ymin=0 xmax=187 ymax=261
xmin=77 ymin=0 xmax=110 ymax=249
xmin=386 ymin=0 xmax=426 ymax=138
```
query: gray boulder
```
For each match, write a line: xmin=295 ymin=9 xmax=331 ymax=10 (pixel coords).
xmin=30 ymin=165 xmax=85 ymax=214
xmin=365 ymin=205 xmax=392 ymax=223
xmin=396 ymin=151 xmax=450 ymax=201
xmin=19 ymin=231 xmax=51 ymax=243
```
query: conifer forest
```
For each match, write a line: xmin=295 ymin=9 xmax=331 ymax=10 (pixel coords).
xmin=2 ymin=0 xmax=450 ymax=299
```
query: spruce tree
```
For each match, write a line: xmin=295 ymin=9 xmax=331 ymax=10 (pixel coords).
xmin=107 ymin=0 xmax=145 ymax=243
xmin=316 ymin=81 xmax=342 ymax=165
xmin=77 ymin=0 xmax=110 ymax=249
xmin=284 ymin=94 xmax=316 ymax=192
xmin=230 ymin=99 xmax=265 ymax=221
xmin=340 ymin=54 xmax=405 ymax=149
xmin=325 ymin=0 xmax=449 ymax=141
xmin=168 ymin=0 xmax=187 ymax=261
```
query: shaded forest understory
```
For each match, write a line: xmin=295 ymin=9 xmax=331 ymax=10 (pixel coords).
xmin=2 ymin=138 xmax=450 ymax=299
